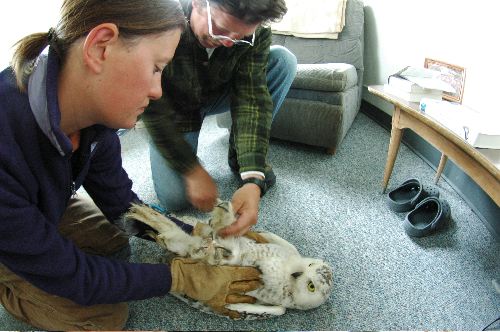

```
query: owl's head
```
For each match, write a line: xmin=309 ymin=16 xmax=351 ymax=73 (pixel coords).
xmin=289 ymin=257 xmax=333 ymax=310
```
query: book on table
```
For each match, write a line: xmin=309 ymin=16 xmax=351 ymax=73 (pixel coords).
xmin=383 ymin=82 xmax=442 ymax=102
xmin=383 ymin=66 xmax=457 ymax=102
xmin=469 ymin=132 xmax=500 ymax=149
xmin=467 ymin=120 xmax=500 ymax=149
xmin=395 ymin=66 xmax=456 ymax=92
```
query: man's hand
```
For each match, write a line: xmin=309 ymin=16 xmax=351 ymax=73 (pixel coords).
xmin=184 ymin=164 xmax=218 ymax=212
xmin=218 ymin=183 xmax=261 ymax=237
xmin=170 ymin=258 xmax=261 ymax=319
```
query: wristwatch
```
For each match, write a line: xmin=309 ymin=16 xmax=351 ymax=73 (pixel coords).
xmin=240 ymin=177 xmax=267 ymax=197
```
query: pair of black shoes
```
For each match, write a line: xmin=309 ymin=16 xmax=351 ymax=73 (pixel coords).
xmin=386 ymin=178 xmax=451 ymax=237
xmin=228 ymin=156 xmax=276 ymax=190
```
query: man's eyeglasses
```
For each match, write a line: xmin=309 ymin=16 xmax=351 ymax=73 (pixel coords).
xmin=206 ymin=0 xmax=255 ymax=46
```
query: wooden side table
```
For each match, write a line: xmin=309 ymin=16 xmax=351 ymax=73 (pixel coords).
xmin=368 ymin=85 xmax=500 ymax=206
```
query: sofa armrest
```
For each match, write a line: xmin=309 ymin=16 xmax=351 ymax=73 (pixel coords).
xmin=292 ymin=63 xmax=358 ymax=92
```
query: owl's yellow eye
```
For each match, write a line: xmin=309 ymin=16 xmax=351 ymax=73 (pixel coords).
xmin=307 ymin=281 xmax=316 ymax=292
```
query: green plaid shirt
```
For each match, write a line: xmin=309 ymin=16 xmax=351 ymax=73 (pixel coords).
xmin=142 ymin=0 xmax=273 ymax=175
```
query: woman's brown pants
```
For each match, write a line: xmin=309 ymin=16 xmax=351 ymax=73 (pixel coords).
xmin=0 ymin=194 xmax=130 ymax=330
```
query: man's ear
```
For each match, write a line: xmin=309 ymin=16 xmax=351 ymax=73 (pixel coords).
xmin=82 ymin=23 xmax=120 ymax=74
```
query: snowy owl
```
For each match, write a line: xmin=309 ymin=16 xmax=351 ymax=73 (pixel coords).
xmin=125 ymin=201 xmax=333 ymax=319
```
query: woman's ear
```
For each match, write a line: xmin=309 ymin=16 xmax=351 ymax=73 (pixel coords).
xmin=82 ymin=23 xmax=120 ymax=74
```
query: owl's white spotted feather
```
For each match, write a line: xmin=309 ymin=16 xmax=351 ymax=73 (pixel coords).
xmin=125 ymin=201 xmax=333 ymax=319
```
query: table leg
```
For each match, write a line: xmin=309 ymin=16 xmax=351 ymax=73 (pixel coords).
xmin=435 ymin=153 xmax=448 ymax=184
xmin=382 ymin=107 xmax=403 ymax=193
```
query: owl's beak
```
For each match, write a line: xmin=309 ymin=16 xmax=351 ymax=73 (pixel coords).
xmin=291 ymin=271 xmax=303 ymax=279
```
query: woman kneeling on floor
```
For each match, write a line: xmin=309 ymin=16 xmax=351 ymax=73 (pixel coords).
xmin=0 ymin=0 xmax=261 ymax=329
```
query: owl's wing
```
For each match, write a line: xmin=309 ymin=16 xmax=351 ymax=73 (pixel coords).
xmin=253 ymin=231 xmax=300 ymax=256
xmin=171 ymin=294 xmax=285 ymax=320
xmin=226 ymin=303 xmax=286 ymax=319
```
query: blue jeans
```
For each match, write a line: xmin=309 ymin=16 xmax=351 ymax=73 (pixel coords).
xmin=149 ymin=45 xmax=297 ymax=211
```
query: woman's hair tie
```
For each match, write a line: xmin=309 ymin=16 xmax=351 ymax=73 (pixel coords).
xmin=47 ymin=28 xmax=57 ymax=43
xmin=47 ymin=28 xmax=61 ymax=56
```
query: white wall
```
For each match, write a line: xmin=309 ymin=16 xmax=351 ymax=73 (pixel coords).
xmin=2 ymin=0 xmax=499 ymax=120
xmin=0 ymin=1 xmax=63 ymax=70
xmin=362 ymin=0 xmax=499 ymax=117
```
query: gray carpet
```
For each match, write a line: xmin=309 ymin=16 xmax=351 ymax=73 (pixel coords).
xmin=1 ymin=112 xmax=498 ymax=330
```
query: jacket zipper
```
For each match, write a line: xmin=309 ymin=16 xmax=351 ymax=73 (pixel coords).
xmin=70 ymin=180 xmax=77 ymax=197
xmin=68 ymin=157 xmax=77 ymax=198
xmin=68 ymin=129 xmax=101 ymax=199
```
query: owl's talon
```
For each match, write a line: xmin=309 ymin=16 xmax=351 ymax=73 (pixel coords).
xmin=208 ymin=245 xmax=232 ymax=264
xmin=190 ymin=237 xmax=216 ymax=260
xmin=192 ymin=246 xmax=208 ymax=255
xmin=219 ymin=246 xmax=232 ymax=258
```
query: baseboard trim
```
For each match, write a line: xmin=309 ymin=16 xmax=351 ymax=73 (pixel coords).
xmin=361 ymin=100 xmax=499 ymax=240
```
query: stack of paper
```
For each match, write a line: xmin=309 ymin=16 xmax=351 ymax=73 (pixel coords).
xmin=384 ymin=76 xmax=442 ymax=102
xmin=399 ymin=66 xmax=456 ymax=93
xmin=384 ymin=66 xmax=455 ymax=102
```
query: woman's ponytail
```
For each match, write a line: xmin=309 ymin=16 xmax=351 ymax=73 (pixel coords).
xmin=11 ymin=32 xmax=51 ymax=91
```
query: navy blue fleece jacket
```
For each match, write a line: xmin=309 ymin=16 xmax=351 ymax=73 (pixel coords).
xmin=0 ymin=49 xmax=172 ymax=305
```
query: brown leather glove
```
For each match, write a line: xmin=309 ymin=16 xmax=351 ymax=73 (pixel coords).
xmin=170 ymin=257 xmax=261 ymax=319
xmin=192 ymin=223 xmax=269 ymax=244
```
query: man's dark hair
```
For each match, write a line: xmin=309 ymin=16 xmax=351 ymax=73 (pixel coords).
xmin=209 ymin=0 xmax=287 ymax=25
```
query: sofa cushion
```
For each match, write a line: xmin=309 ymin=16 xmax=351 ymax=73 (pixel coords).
xmin=291 ymin=63 xmax=358 ymax=92
xmin=287 ymin=85 xmax=358 ymax=106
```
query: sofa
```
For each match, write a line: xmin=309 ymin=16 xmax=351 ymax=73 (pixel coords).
xmin=216 ymin=0 xmax=364 ymax=154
